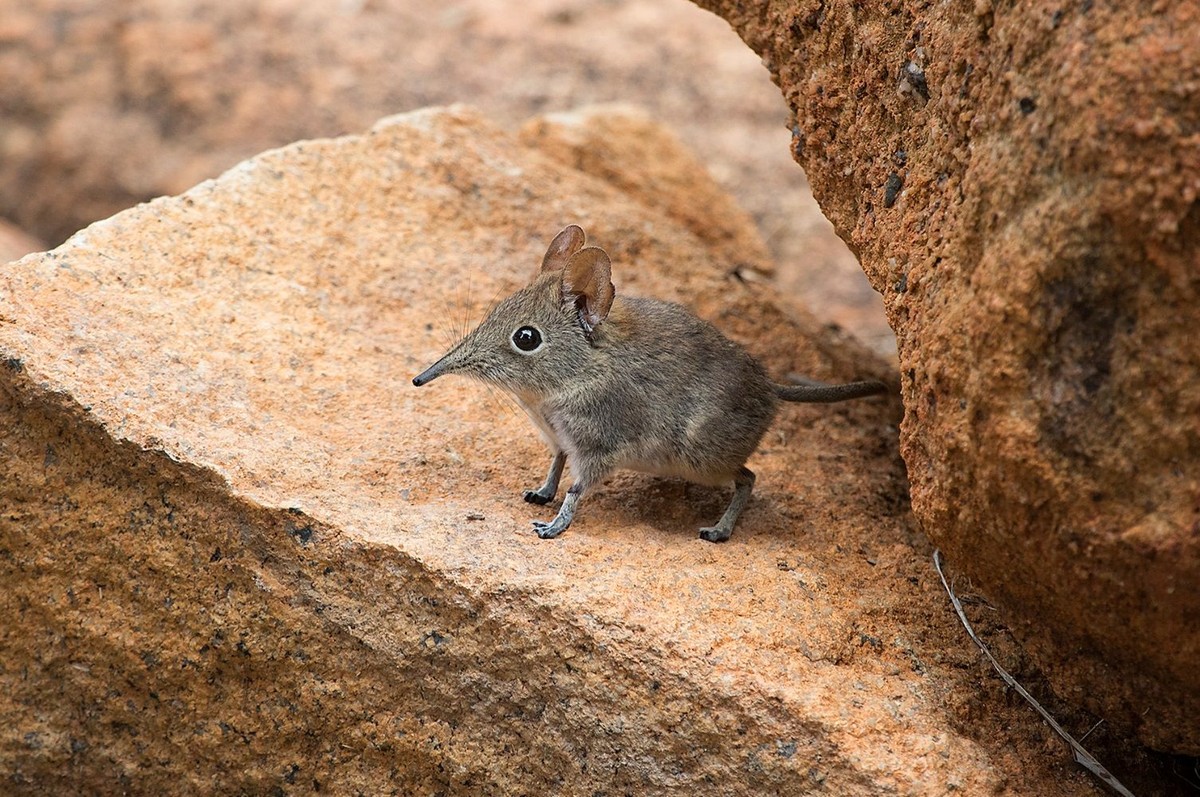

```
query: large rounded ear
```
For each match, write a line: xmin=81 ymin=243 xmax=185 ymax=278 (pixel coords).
xmin=539 ymin=225 xmax=586 ymax=275
xmin=561 ymin=246 xmax=614 ymax=332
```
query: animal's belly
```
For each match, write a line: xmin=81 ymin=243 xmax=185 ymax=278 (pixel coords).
xmin=620 ymin=456 xmax=737 ymax=487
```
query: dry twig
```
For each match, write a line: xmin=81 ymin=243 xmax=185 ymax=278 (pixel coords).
xmin=933 ymin=549 xmax=1136 ymax=797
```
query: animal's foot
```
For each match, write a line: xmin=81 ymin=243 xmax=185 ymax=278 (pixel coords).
xmin=523 ymin=488 xmax=553 ymax=505
xmin=532 ymin=519 xmax=567 ymax=539
xmin=699 ymin=525 xmax=732 ymax=543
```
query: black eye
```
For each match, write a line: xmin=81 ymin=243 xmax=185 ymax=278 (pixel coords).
xmin=512 ymin=325 xmax=542 ymax=352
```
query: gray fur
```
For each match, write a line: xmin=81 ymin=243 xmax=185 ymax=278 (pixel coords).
xmin=412 ymin=227 xmax=887 ymax=541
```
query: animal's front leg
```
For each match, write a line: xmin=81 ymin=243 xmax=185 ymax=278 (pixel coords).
xmin=530 ymin=442 xmax=613 ymax=540
xmin=523 ymin=450 xmax=566 ymax=505
xmin=531 ymin=481 xmax=584 ymax=539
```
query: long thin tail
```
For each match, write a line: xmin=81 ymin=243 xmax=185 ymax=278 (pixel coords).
xmin=773 ymin=378 xmax=887 ymax=403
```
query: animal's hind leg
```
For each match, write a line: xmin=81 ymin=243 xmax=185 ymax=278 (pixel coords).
xmin=699 ymin=467 xmax=755 ymax=542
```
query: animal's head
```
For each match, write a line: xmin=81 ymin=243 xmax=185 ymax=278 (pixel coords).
xmin=412 ymin=225 xmax=615 ymax=398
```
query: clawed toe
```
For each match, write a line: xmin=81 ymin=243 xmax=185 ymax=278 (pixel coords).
xmin=532 ymin=520 xmax=564 ymax=540
xmin=699 ymin=526 xmax=732 ymax=543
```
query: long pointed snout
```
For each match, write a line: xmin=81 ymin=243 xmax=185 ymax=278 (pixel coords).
xmin=412 ymin=346 xmax=465 ymax=387
xmin=412 ymin=358 xmax=447 ymax=387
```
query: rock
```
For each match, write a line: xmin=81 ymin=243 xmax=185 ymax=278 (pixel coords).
xmin=0 ymin=106 xmax=1102 ymax=794
xmin=0 ymin=0 xmax=887 ymax=353
xmin=519 ymin=105 xmax=775 ymax=278
xmin=693 ymin=0 xmax=1200 ymax=754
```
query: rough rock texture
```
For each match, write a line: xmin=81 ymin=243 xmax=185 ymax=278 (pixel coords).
xmin=519 ymin=106 xmax=775 ymax=279
xmin=0 ymin=0 xmax=890 ymax=353
xmin=693 ymin=0 xmax=1200 ymax=754
xmin=0 ymin=106 xmax=1110 ymax=794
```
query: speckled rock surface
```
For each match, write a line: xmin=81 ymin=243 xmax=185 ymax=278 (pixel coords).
xmin=0 ymin=107 xmax=1107 ymax=794
xmin=693 ymin=0 xmax=1200 ymax=755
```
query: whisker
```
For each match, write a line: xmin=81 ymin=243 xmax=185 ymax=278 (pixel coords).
xmin=460 ymin=266 xmax=475 ymax=341
xmin=434 ymin=295 xmax=460 ymax=350
xmin=481 ymin=382 xmax=521 ymax=425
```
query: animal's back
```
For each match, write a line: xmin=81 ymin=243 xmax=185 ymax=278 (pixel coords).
xmin=556 ymin=295 xmax=778 ymax=485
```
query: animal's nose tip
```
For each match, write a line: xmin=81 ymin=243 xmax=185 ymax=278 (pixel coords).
xmin=412 ymin=361 xmax=442 ymax=387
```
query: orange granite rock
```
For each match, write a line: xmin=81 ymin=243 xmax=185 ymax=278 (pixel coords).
xmin=0 ymin=107 xmax=1108 ymax=793
xmin=694 ymin=0 xmax=1200 ymax=755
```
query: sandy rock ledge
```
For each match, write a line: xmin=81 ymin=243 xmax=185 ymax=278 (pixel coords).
xmin=1 ymin=107 xmax=1099 ymax=794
